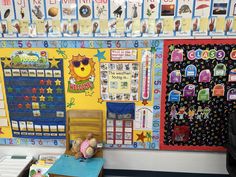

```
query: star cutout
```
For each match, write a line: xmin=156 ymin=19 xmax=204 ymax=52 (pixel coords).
xmin=49 ymin=58 xmax=60 ymax=68
xmin=31 ymin=96 xmax=37 ymax=102
xmin=56 ymin=87 xmax=63 ymax=94
xmin=25 ymin=103 xmax=31 ymax=109
xmin=47 ymin=87 xmax=53 ymax=94
xmin=41 ymin=103 xmax=47 ymax=109
xmin=85 ymin=89 xmax=94 ymax=96
xmin=55 ymin=79 xmax=61 ymax=86
xmin=142 ymin=100 xmax=148 ymax=106
xmin=39 ymin=80 xmax=45 ymax=85
xmin=47 ymin=96 xmax=54 ymax=102
xmin=150 ymin=47 xmax=156 ymax=53
xmin=97 ymin=97 xmax=103 ymax=104
xmin=0 ymin=128 xmax=4 ymax=134
xmin=46 ymin=79 xmax=52 ymax=86
xmin=24 ymin=96 xmax=30 ymax=101
xmin=1 ymin=57 xmax=12 ymax=68
xmin=39 ymin=88 xmax=45 ymax=94
xmin=136 ymin=132 xmax=146 ymax=143
xmin=169 ymin=45 xmax=175 ymax=52
xmin=17 ymin=104 xmax=23 ymax=109
xmin=39 ymin=95 xmax=45 ymax=102
xmin=7 ymin=87 xmax=13 ymax=93
xmin=32 ymin=88 xmax=37 ymax=94
xmin=94 ymin=49 xmax=106 ymax=62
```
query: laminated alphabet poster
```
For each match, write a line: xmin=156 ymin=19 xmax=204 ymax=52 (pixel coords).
xmin=0 ymin=0 xmax=235 ymax=38
xmin=160 ymin=39 xmax=236 ymax=151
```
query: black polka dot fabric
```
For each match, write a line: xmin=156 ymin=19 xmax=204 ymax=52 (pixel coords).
xmin=164 ymin=43 xmax=236 ymax=148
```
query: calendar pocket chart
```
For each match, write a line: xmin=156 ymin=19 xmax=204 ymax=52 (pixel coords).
xmin=1 ymin=50 xmax=66 ymax=139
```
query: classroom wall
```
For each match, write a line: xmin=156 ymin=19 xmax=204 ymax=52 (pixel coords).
xmin=0 ymin=146 xmax=228 ymax=174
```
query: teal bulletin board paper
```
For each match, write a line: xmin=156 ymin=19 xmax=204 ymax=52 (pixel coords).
xmin=47 ymin=155 xmax=104 ymax=177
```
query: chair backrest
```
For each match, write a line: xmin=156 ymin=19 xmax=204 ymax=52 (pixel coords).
xmin=229 ymin=111 xmax=236 ymax=148
xmin=65 ymin=110 xmax=103 ymax=157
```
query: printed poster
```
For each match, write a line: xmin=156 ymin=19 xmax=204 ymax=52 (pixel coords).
xmin=61 ymin=0 xmax=77 ymax=19
xmin=78 ymin=0 xmax=93 ymax=19
xmin=94 ymin=0 xmax=109 ymax=19
xmin=194 ymin=0 xmax=211 ymax=17
xmin=110 ymin=0 xmax=126 ymax=19
xmin=127 ymin=0 xmax=143 ymax=19
xmin=100 ymin=62 xmax=139 ymax=101
xmin=143 ymin=0 xmax=159 ymax=19
xmin=14 ymin=0 xmax=30 ymax=20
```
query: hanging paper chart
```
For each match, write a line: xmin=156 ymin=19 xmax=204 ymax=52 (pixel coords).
xmin=1 ymin=51 xmax=66 ymax=139
xmin=160 ymin=39 xmax=236 ymax=151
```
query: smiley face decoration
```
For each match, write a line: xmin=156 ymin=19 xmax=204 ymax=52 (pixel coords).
xmin=68 ymin=54 xmax=95 ymax=94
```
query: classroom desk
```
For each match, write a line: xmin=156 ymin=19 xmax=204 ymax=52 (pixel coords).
xmin=47 ymin=155 xmax=105 ymax=177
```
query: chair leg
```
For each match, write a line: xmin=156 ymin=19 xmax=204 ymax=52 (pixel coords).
xmin=99 ymin=167 xmax=104 ymax=177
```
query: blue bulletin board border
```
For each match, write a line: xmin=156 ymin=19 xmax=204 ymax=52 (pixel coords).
xmin=0 ymin=39 xmax=162 ymax=147
xmin=0 ymin=40 xmax=159 ymax=49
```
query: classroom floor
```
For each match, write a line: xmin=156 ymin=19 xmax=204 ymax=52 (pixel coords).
xmin=104 ymin=170 xmax=230 ymax=177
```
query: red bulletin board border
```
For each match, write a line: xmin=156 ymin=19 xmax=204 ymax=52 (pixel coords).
xmin=160 ymin=39 xmax=236 ymax=152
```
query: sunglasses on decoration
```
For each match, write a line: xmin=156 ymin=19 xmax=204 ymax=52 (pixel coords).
xmin=72 ymin=58 xmax=89 ymax=67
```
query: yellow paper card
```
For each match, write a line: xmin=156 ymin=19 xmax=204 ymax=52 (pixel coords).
xmin=148 ymin=18 xmax=155 ymax=33
xmin=35 ymin=20 xmax=45 ymax=34
xmin=100 ymin=19 xmax=108 ymax=33
xmin=181 ymin=18 xmax=191 ymax=32
xmin=232 ymin=18 xmax=236 ymax=31
xmin=216 ymin=17 xmax=225 ymax=31
xmin=20 ymin=20 xmax=29 ymax=34
xmin=80 ymin=19 xmax=92 ymax=34
xmin=132 ymin=18 xmax=140 ymax=33
xmin=7 ymin=21 xmax=13 ymax=34
xmin=52 ymin=20 xmax=61 ymax=33
xmin=116 ymin=18 xmax=124 ymax=33
xmin=200 ymin=18 xmax=208 ymax=32
xmin=163 ymin=18 xmax=174 ymax=32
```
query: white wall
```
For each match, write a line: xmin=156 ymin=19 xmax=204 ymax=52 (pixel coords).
xmin=0 ymin=146 xmax=228 ymax=174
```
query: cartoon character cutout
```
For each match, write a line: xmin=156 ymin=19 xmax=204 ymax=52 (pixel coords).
xmin=68 ymin=54 xmax=95 ymax=94
xmin=170 ymin=104 xmax=178 ymax=119
xmin=188 ymin=106 xmax=195 ymax=120
xmin=178 ymin=106 xmax=187 ymax=119
xmin=203 ymin=107 xmax=210 ymax=119
xmin=196 ymin=106 xmax=203 ymax=120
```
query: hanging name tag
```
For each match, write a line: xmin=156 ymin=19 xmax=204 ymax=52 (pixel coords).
xmin=168 ymin=90 xmax=181 ymax=102
xmin=171 ymin=49 xmax=183 ymax=62
xmin=185 ymin=64 xmax=197 ymax=77
xmin=229 ymin=69 xmax=236 ymax=82
xmin=199 ymin=69 xmax=211 ymax=82
xmin=183 ymin=84 xmax=195 ymax=97
xmin=169 ymin=70 xmax=181 ymax=83
xmin=214 ymin=64 xmax=226 ymax=76
xmin=212 ymin=84 xmax=225 ymax=97
xmin=227 ymin=88 xmax=236 ymax=101
xmin=197 ymin=88 xmax=209 ymax=101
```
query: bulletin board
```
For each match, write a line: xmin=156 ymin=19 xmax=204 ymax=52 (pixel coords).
xmin=0 ymin=40 xmax=162 ymax=149
xmin=160 ymin=39 xmax=236 ymax=151
xmin=0 ymin=0 xmax=235 ymax=38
